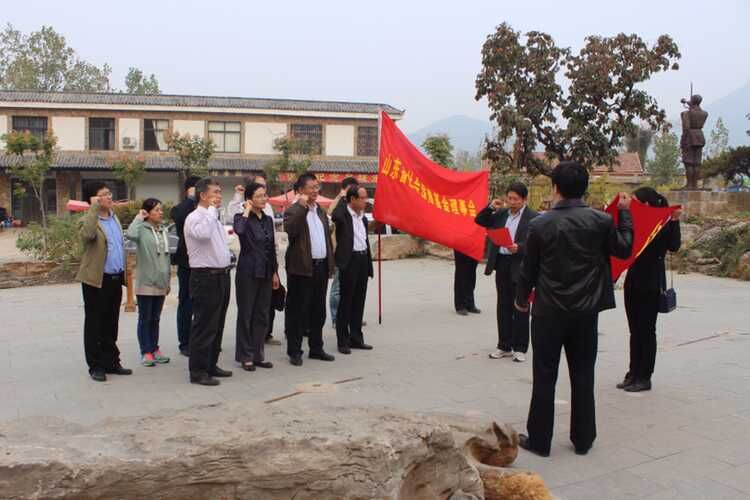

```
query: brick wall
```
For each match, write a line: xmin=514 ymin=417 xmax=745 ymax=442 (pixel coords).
xmin=666 ymin=190 xmax=750 ymax=217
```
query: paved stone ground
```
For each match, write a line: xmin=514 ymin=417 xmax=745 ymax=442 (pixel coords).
xmin=1 ymin=258 xmax=749 ymax=499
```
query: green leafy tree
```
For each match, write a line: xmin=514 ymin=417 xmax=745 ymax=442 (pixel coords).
xmin=475 ymin=23 xmax=680 ymax=177
xmin=421 ymin=134 xmax=455 ymax=167
xmin=3 ymin=130 xmax=58 ymax=253
xmin=165 ymin=132 xmax=215 ymax=195
xmin=647 ymin=130 xmax=681 ymax=186
xmin=264 ymin=136 xmax=313 ymax=191
xmin=706 ymin=117 xmax=730 ymax=160
xmin=124 ymin=67 xmax=160 ymax=94
xmin=111 ymin=156 xmax=146 ymax=199
xmin=702 ymin=147 xmax=750 ymax=184
xmin=0 ymin=24 xmax=111 ymax=91
xmin=624 ymin=125 xmax=655 ymax=167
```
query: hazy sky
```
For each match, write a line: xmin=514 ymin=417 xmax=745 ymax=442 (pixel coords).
xmin=5 ymin=0 xmax=749 ymax=131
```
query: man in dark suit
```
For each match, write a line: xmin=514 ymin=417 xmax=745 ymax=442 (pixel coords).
xmin=332 ymin=185 xmax=374 ymax=354
xmin=475 ymin=182 xmax=538 ymax=362
xmin=283 ymin=172 xmax=336 ymax=366
xmin=514 ymin=161 xmax=633 ymax=457
xmin=170 ymin=176 xmax=201 ymax=357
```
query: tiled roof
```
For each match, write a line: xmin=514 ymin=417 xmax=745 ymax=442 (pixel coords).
xmin=0 ymin=90 xmax=403 ymax=116
xmin=0 ymin=153 xmax=378 ymax=174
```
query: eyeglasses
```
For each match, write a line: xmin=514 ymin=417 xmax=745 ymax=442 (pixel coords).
xmin=97 ymin=192 xmax=113 ymax=198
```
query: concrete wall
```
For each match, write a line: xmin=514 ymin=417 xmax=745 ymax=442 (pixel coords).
xmin=134 ymin=172 xmax=181 ymax=204
xmin=118 ymin=118 xmax=140 ymax=152
xmin=245 ymin=122 xmax=286 ymax=154
xmin=666 ymin=190 xmax=750 ymax=217
xmin=173 ymin=120 xmax=205 ymax=138
xmin=325 ymin=124 xmax=355 ymax=157
xmin=51 ymin=117 xmax=86 ymax=151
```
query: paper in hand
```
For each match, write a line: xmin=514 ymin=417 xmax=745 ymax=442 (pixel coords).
xmin=487 ymin=227 xmax=514 ymax=248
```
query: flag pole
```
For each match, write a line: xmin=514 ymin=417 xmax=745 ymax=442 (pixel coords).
xmin=377 ymin=110 xmax=383 ymax=325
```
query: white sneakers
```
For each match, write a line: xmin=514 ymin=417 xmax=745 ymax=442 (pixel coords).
xmin=489 ymin=349 xmax=526 ymax=362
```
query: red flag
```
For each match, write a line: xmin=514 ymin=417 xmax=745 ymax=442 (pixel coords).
xmin=605 ymin=194 xmax=680 ymax=281
xmin=373 ymin=112 xmax=489 ymax=261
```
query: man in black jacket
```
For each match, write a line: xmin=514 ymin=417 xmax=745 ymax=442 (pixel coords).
xmin=170 ymin=176 xmax=200 ymax=357
xmin=332 ymin=186 xmax=374 ymax=354
xmin=475 ymin=182 xmax=538 ymax=362
xmin=515 ymin=161 xmax=633 ymax=458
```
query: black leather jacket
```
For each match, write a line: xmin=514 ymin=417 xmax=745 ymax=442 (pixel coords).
xmin=516 ymin=199 xmax=633 ymax=317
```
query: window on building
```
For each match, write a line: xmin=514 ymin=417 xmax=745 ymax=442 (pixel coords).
xmin=208 ymin=121 xmax=241 ymax=153
xmin=89 ymin=118 xmax=115 ymax=150
xmin=12 ymin=116 xmax=48 ymax=141
xmin=144 ymin=119 xmax=169 ymax=151
xmin=357 ymin=126 xmax=378 ymax=156
xmin=290 ymin=124 xmax=323 ymax=155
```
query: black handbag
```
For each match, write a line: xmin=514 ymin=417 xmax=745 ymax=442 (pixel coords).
xmin=658 ymin=254 xmax=677 ymax=314
xmin=272 ymin=284 xmax=286 ymax=312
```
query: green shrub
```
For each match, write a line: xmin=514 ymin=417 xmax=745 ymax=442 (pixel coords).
xmin=16 ymin=213 xmax=84 ymax=268
xmin=693 ymin=224 xmax=750 ymax=277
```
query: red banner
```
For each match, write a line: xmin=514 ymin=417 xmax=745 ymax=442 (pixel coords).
xmin=373 ymin=112 xmax=489 ymax=261
xmin=605 ymin=194 xmax=680 ymax=281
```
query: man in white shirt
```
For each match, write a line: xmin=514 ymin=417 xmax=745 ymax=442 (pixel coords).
xmin=283 ymin=173 xmax=336 ymax=366
xmin=331 ymin=186 xmax=374 ymax=354
xmin=184 ymin=178 xmax=233 ymax=386
xmin=222 ymin=172 xmax=282 ymax=346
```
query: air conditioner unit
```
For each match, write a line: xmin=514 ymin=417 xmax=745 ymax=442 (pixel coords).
xmin=122 ymin=137 xmax=137 ymax=149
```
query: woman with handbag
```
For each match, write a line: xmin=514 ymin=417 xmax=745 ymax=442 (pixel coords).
xmin=126 ymin=198 xmax=172 ymax=367
xmin=618 ymin=187 xmax=681 ymax=392
xmin=233 ymin=182 xmax=280 ymax=372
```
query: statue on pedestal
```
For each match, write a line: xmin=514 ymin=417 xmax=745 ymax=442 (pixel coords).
xmin=680 ymin=94 xmax=708 ymax=190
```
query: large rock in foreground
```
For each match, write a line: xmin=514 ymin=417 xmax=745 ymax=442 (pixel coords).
xmin=0 ymin=403 xmax=488 ymax=500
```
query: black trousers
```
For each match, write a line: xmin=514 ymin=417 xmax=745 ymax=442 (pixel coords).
xmin=527 ymin=313 xmax=598 ymax=454
xmin=624 ymin=284 xmax=660 ymax=381
xmin=495 ymin=257 xmax=529 ymax=352
xmin=189 ymin=268 xmax=231 ymax=377
xmin=235 ymin=271 xmax=272 ymax=364
xmin=336 ymin=253 xmax=369 ymax=348
xmin=285 ymin=261 xmax=328 ymax=358
xmin=176 ymin=265 xmax=192 ymax=352
xmin=82 ymin=274 xmax=123 ymax=372
xmin=453 ymin=250 xmax=477 ymax=311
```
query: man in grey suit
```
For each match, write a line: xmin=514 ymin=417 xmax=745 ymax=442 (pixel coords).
xmin=475 ymin=181 xmax=538 ymax=363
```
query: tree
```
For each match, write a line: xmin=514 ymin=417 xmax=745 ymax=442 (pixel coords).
xmin=624 ymin=125 xmax=655 ymax=167
xmin=165 ymin=132 xmax=215 ymax=193
xmin=455 ymin=149 xmax=482 ymax=171
xmin=421 ymin=135 xmax=455 ymax=167
xmin=647 ymin=130 xmax=681 ymax=186
xmin=706 ymin=117 xmax=730 ymax=160
xmin=475 ymin=23 xmax=680 ymax=177
xmin=702 ymin=146 xmax=750 ymax=183
xmin=124 ymin=67 xmax=160 ymax=95
xmin=111 ymin=156 xmax=146 ymax=199
xmin=264 ymin=136 xmax=313 ymax=191
xmin=0 ymin=24 xmax=110 ymax=91
xmin=2 ymin=130 xmax=57 ymax=250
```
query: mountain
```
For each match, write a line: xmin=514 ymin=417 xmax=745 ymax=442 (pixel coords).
xmin=407 ymin=115 xmax=492 ymax=153
xmin=705 ymin=80 xmax=750 ymax=147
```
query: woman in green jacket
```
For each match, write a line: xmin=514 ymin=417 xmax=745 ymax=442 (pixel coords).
xmin=126 ymin=198 xmax=172 ymax=367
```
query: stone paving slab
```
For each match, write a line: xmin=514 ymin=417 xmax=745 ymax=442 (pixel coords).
xmin=1 ymin=258 xmax=749 ymax=499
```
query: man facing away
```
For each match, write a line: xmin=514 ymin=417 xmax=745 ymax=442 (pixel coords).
xmin=332 ymin=185 xmax=374 ymax=354
xmin=223 ymin=172 xmax=282 ymax=346
xmin=475 ymin=182 xmax=538 ymax=363
xmin=170 ymin=175 xmax=201 ymax=357
xmin=76 ymin=182 xmax=132 ymax=382
xmin=184 ymin=178 xmax=233 ymax=386
xmin=514 ymin=161 xmax=633 ymax=457
xmin=283 ymin=172 xmax=336 ymax=366
xmin=328 ymin=176 xmax=360 ymax=328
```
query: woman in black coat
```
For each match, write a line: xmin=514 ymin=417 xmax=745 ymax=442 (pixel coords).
xmin=233 ymin=182 xmax=280 ymax=371
xmin=618 ymin=187 xmax=681 ymax=392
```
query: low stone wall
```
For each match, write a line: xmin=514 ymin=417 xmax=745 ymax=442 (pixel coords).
xmin=666 ymin=191 xmax=750 ymax=217
xmin=0 ymin=261 xmax=77 ymax=289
